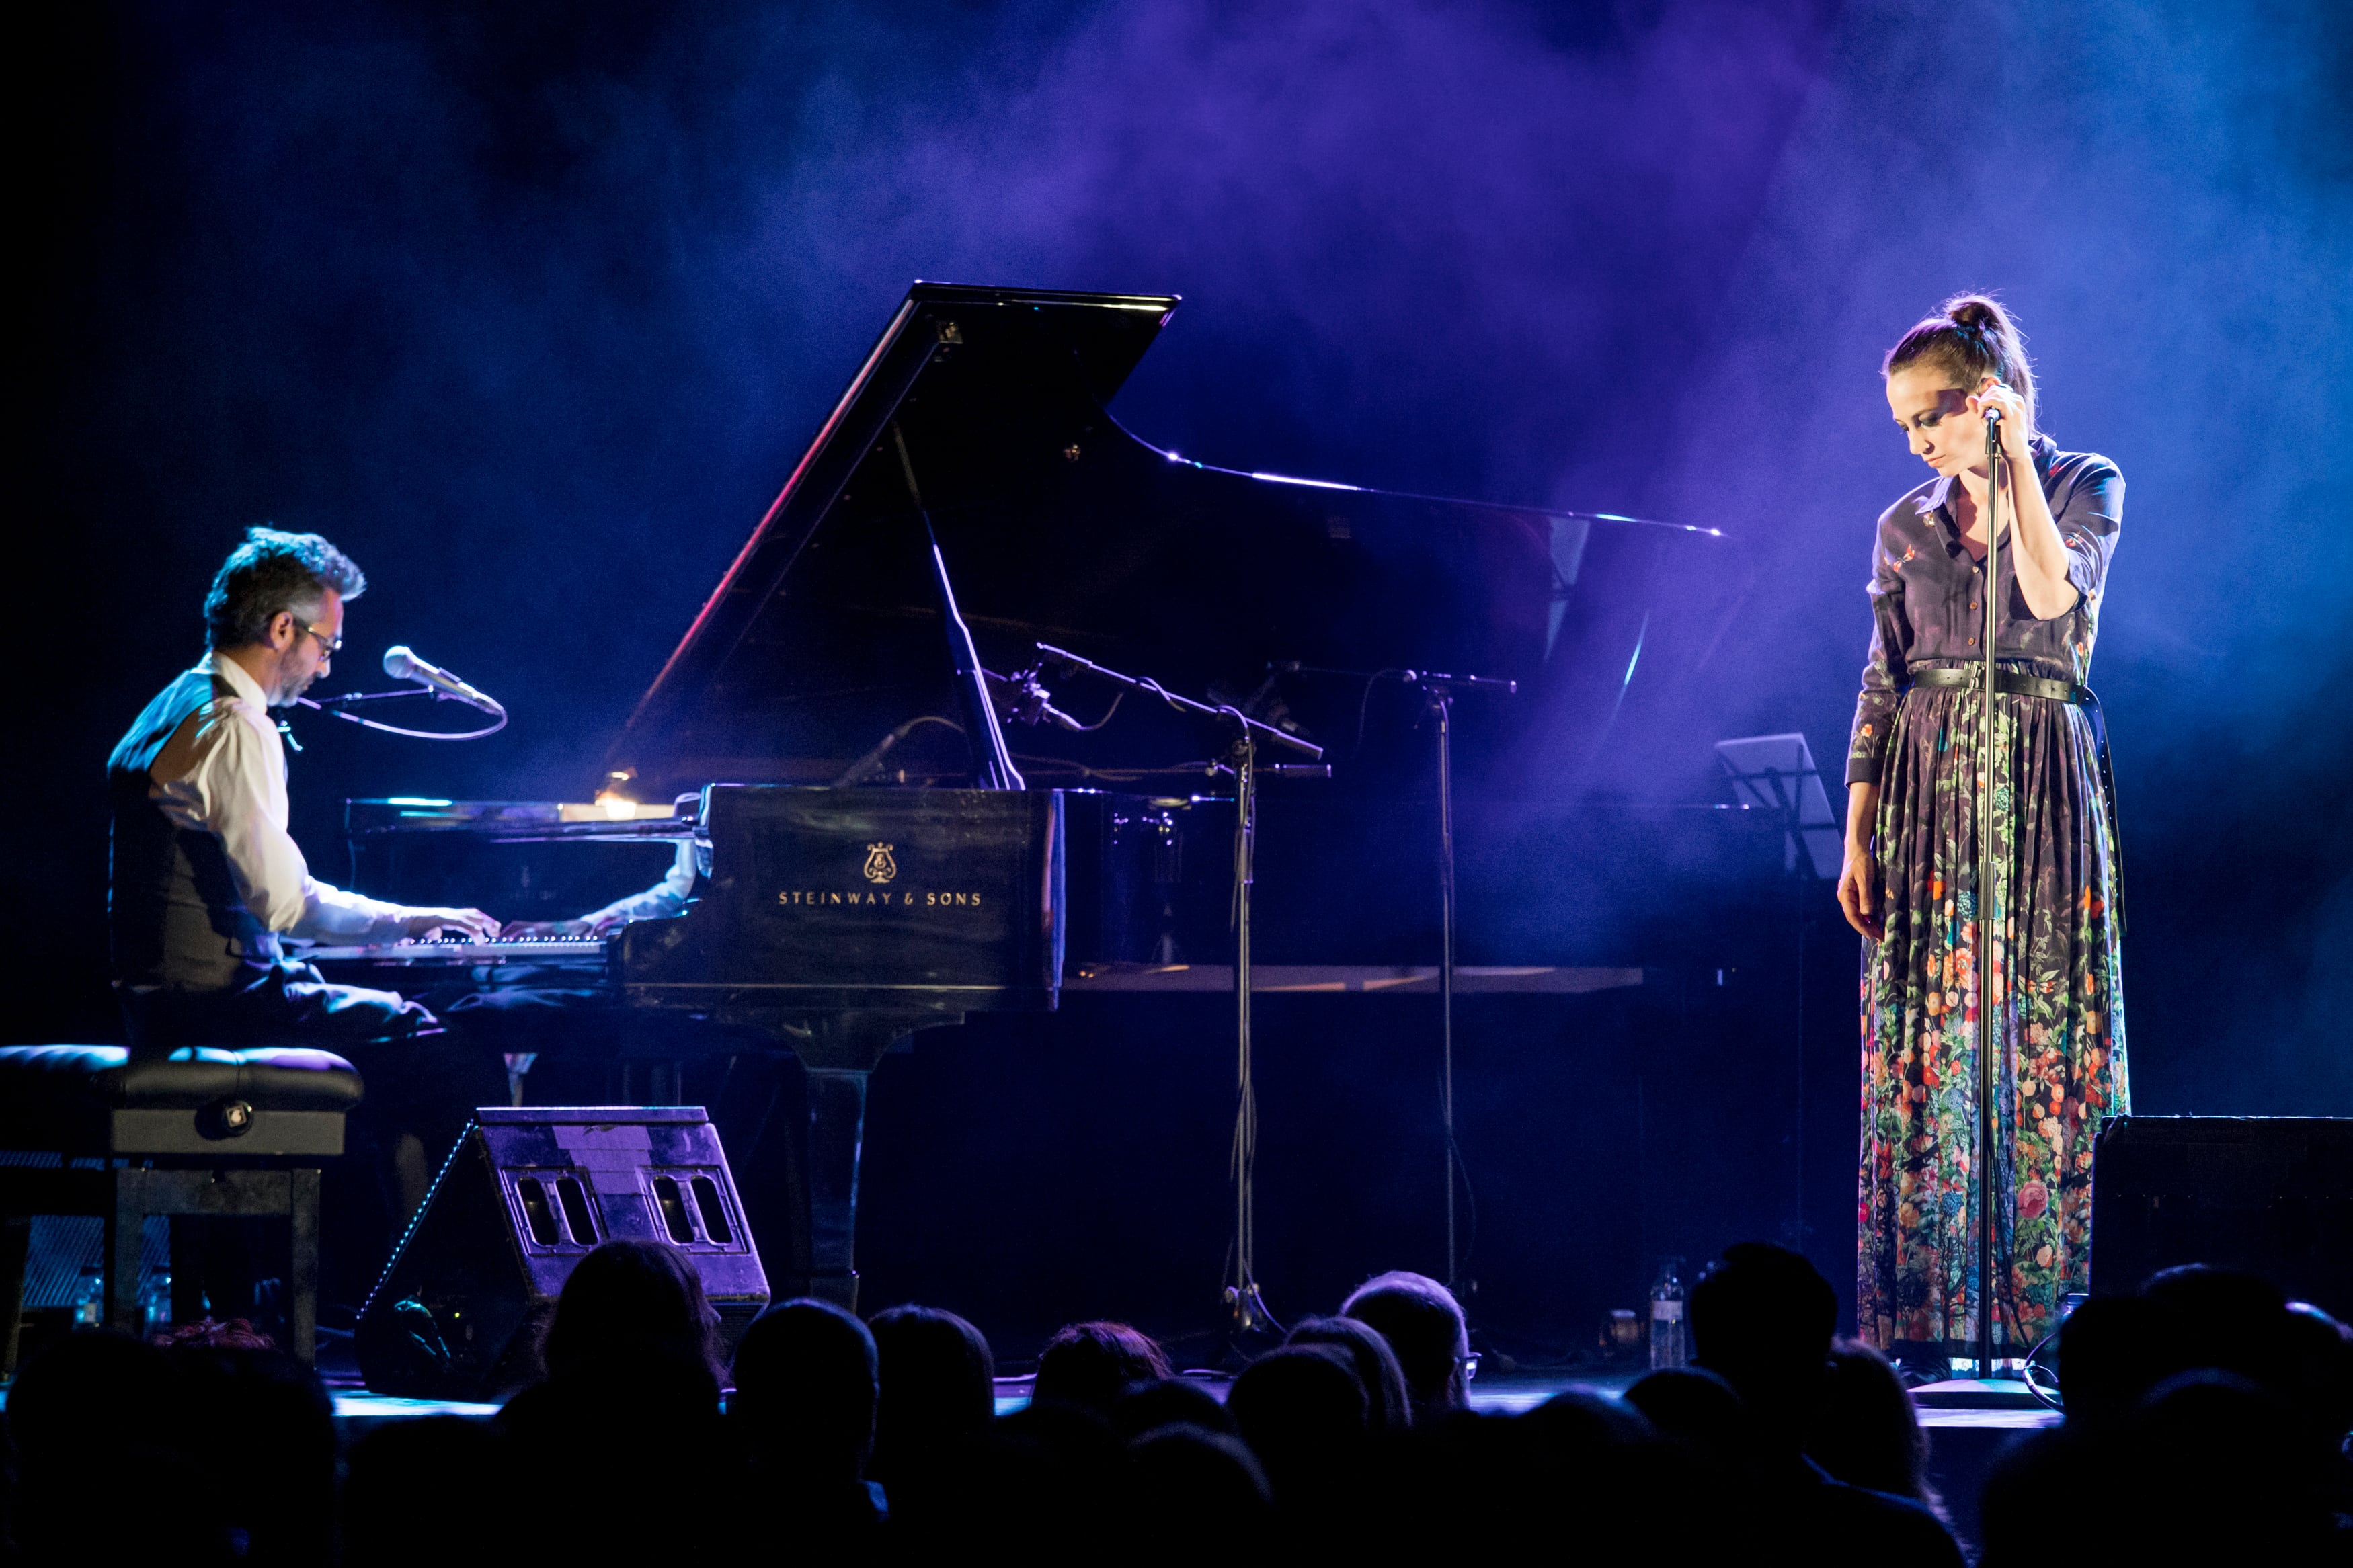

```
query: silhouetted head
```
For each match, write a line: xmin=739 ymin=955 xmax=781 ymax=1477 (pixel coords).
xmin=1127 ymin=1423 xmax=1271 ymax=1538
xmin=1031 ymin=1320 xmax=1171 ymax=1415
xmin=731 ymin=1297 xmax=880 ymax=1481
xmin=542 ymin=1239 xmax=727 ymax=1397
xmin=1806 ymin=1337 xmax=1942 ymax=1516
xmin=1694 ymin=1250 xmax=1835 ymax=1410
xmin=1287 ymin=1315 xmax=1413 ymax=1430
xmin=1522 ymin=1385 xmax=1656 ymax=1458
xmin=2127 ymin=1370 xmax=2329 ymax=1555
xmin=1112 ymin=1376 xmax=1236 ymax=1440
xmin=1623 ymin=1365 xmax=1753 ymax=1469
xmin=866 ymin=1302 xmax=995 ymax=1483
xmin=344 ymin=1416 xmax=508 ymax=1568
xmin=971 ymin=1400 xmax=1127 ymax=1546
xmin=2139 ymin=1263 xmax=2295 ymax=1388
xmin=1338 ymin=1271 xmax=1468 ymax=1418
xmin=2279 ymin=1301 xmax=2353 ymax=1448
xmin=1687 ymin=1243 xmax=1836 ymax=1431
xmin=5 ymin=1331 xmax=226 ymax=1560
xmin=1225 ymin=1344 xmax=1369 ymax=1506
xmin=2055 ymin=1294 xmax=2165 ymax=1426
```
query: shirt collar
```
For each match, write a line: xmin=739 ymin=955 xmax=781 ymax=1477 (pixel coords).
xmin=1915 ymin=433 xmax=2061 ymax=530
xmin=198 ymin=650 xmax=274 ymax=711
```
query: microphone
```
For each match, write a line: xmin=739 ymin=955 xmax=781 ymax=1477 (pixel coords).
xmin=383 ymin=646 xmax=504 ymax=716
xmin=1000 ymin=668 xmax=1087 ymax=731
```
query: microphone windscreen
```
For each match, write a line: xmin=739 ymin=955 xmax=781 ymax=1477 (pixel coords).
xmin=383 ymin=645 xmax=420 ymax=681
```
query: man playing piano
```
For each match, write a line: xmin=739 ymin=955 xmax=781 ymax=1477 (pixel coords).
xmin=110 ymin=526 xmax=508 ymax=1306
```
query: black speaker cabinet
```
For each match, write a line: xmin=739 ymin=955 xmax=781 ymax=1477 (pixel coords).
xmin=356 ymin=1106 xmax=768 ymax=1399
xmin=2091 ymin=1116 xmax=2353 ymax=1319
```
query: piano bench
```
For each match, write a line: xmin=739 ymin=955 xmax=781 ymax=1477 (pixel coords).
xmin=0 ymin=1044 xmax=366 ymax=1373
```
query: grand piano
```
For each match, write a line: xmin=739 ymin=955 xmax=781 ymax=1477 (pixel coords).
xmin=315 ymin=282 xmax=1731 ymax=1310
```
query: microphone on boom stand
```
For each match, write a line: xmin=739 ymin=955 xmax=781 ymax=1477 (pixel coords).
xmin=290 ymin=645 xmax=510 ymax=741
xmin=383 ymin=645 xmax=506 ymax=717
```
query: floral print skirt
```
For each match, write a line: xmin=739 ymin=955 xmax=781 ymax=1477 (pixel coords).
xmin=1858 ymin=675 xmax=2126 ymax=1356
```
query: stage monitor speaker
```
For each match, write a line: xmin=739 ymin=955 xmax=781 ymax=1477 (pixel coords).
xmin=2091 ymin=1115 xmax=2353 ymax=1320
xmin=355 ymin=1106 xmax=767 ymax=1399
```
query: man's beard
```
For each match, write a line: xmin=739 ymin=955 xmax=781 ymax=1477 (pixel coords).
xmin=273 ymin=662 xmax=320 ymax=707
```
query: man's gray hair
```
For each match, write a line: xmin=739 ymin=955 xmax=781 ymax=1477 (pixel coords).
xmin=204 ymin=526 xmax=366 ymax=650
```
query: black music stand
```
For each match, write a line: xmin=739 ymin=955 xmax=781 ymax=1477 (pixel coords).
xmin=1714 ymin=732 xmax=1837 ymax=1258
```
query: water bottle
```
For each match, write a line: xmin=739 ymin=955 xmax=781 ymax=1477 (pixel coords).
xmin=1649 ymin=1258 xmax=1687 ymax=1370
xmin=141 ymin=1268 xmax=173 ymax=1337
xmin=71 ymin=1265 xmax=104 ymax=1328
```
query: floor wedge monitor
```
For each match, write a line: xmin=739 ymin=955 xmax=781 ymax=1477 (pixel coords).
xmin=356 ymin=1106 xmax=768 ymax=1399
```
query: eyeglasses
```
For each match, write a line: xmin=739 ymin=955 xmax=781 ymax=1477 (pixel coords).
xmin=298 ymin=621 xmax=343 ymax=658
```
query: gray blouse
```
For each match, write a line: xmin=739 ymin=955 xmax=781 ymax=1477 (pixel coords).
xmin=1845 ymin=434 xmax=2124 ymax=786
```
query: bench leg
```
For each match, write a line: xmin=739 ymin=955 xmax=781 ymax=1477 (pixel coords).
xmin=107 ymin=1168 xmax=147 ymax=1337
xmin=1 ymin=1214 xmax=29 ymax=1378
xmin=288 ymin=1168 xmax=319 ymax=1366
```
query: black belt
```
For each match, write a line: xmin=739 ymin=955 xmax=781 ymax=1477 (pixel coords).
xmin=1898 ymin=663 xmax=2126 ymax=932
xmin=1903 ymin=665 xmax=2090 ymax=705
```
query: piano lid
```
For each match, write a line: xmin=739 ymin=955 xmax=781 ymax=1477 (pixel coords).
xmin=613 ymin=282 xmax=1734 ymax=800
xmin=621 ymin=284 xmax=1179 ymax=762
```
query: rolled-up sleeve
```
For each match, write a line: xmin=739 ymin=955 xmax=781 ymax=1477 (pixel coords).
xmin=1847 ymin=540 xmax=1909 ymax=787
xmin=2055 ymin=462 xmax=2124 ymax=613
xmin=294 ymin=880 xmax=411 ymax=942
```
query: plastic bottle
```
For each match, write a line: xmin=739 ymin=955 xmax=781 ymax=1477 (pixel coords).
xmin=71 ymin=1265 xmax=104 ymax=1328
xmin=141 ymin=1268 xmax=173 ymax=1337
xmin=1649 ymin=1258 xmax=1687 ymax=1370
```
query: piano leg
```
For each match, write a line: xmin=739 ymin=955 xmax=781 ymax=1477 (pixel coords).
xmin=751 ymin=1009 xmax=957 ymax=1314
xmin=801 ymin=1067 xmax=869 ymax=1312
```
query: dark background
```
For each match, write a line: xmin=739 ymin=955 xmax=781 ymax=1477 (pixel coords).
xmin=10 ymin=0 xmax=2350 ymax=1351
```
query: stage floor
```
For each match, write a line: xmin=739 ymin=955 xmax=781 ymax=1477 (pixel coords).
xmin=317 ymin=1371 xmax=2058 ymax=1430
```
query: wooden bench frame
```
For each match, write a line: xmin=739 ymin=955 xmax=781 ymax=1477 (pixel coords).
xmin=1 ymin=1165 xmax=321 ymax=1374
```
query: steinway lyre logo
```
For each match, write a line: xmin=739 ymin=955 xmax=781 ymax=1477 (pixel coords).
xmin=862 ymin=843 xmax=898 ymax=884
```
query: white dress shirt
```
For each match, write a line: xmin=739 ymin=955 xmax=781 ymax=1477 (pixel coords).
xmin=149 ymin=653 xmax=413 ymax=942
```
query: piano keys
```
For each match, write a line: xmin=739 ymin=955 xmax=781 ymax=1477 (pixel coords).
xmin=302 ymin=936 xmax=611 ymax=968
xmin=303 ymin=933 xmax=1646 ymax=998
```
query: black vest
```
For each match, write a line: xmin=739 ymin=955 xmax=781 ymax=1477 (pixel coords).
xmin=108 ymin=667 xmax=282 ymax=993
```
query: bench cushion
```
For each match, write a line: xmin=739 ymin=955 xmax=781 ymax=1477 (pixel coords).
xmin=0 ymin=1046 xmax=363 ymax=1155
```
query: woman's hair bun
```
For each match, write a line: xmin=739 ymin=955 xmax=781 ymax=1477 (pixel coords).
xmin=1942 ymin=294 xmax=2007 ymax=333
xmin=1885 ymin=292 xmax=2040 ymax=432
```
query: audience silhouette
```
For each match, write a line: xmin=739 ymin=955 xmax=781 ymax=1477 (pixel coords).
xmin=730 ymin=1296 xmax=886 ymax=1537
xmin=3 ymin=1237 xmax=2347 ymax=1561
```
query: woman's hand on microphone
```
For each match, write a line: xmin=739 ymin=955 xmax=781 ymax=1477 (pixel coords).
xmin=1967 ymin=376 xmax=2031 ymax=469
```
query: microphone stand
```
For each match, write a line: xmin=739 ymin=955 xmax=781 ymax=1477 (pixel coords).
xmin=292 ymin=686 xmax=507 ymax=742
xmin=1974 ymin=413 xmax=2005 ymax=1382
xmin=1279 ymin=662 xmax=1515 ymax=1297
xmin=1035 ymin=643 xmax=1324 ymax=1346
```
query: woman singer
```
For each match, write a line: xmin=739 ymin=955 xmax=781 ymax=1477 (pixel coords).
xmin=1838 ymin=294 xmax=2127 ymax=1366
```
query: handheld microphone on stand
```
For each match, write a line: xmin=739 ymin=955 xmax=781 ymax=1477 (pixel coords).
xmin=383 ymin=646 xmax=505 ymax=717
xmin=1973 ymin=388 xmax=2004 ymax=1380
